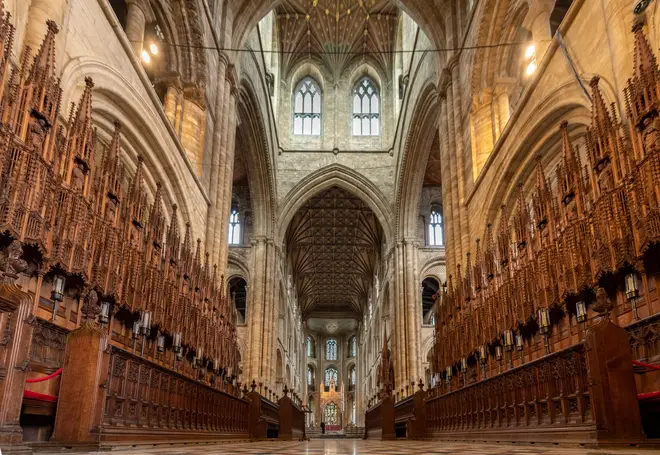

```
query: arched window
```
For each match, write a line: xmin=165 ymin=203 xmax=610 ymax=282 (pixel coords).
xmin=307 ymin=366 xmax=313 ymax=386
xmin=307 ymin=336 xmax=316 ymax=358
xmin=352 ymin=77 xmax=380 ymax=136
xmin=349 ymin=365 xmax=356 ymax=387
xmin=348 ymin=336 xmax=356 ymax=358
xmin=421 ymin=277 xmax=439 ymax=326
xmin=228 ymin=209 xmax=240 ymax=245
xmin=428 ymin=208 xmax=444 ymax=246
xmin=293 ymin=77 xmax=322 ymax=135
xmin=229 ymin=277 xmax=247 ymax=324
xmin=325 ymin=339 xmax=337 ymax=361
xmin=325 ymin=367 xmax=338 ymax=386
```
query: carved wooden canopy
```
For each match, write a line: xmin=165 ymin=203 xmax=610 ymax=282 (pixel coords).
xmin=277 ymin=0 xmax=399 ymax=79
xmin=286 ymin=186 xmax=382 ymax=319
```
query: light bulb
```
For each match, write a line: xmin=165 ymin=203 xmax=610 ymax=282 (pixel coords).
xmin=526 ymin=61 xmax=537 ymax=76
xmin=149 ymin=43 xmax=158 ymax=55
xmin=525 ymin=44 xmax=535 ymax=59
xmin=141 ymin=50 xmax=151 ymax=64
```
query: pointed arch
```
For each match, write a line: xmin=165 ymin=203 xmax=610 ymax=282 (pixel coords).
xmin=395 ymin=81 xmax=440 ymax=240
xmin=276 ymin=164 xmax=394 ymax=248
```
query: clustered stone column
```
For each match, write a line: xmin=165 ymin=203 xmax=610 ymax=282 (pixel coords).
xmin=393 ymin=240 xmax=423 ymax=388
xmin=244 ymin=237 xmax=278 ymax=389
xmin=22 ymin=0 xmax=66 ymax=54
xmin=438 ymin=76 xmax=456 ymax=275
xmin=438 ymin=57 xmax=471 ymax=278
xmin=205 ymin=55 xmax=238 ymax=280
xmin=124 ymin=0 xmax=148 ymax=56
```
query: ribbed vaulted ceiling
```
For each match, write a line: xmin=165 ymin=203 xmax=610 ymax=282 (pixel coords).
xmin=286 ymin=186 xmax=382 ymax=318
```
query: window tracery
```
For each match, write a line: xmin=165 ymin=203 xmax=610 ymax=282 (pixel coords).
xmin=325 ymin=339 xmax=337 ymax=360
xmin=228 ymin=209 xmax=240 ymax=245
xmin=352 ymin=77 xmax=380 ymax=136
xmin=428 ymin=209 xmax=444 ymax=246
xmin=293 ymin=77 xmax=322 ymax=135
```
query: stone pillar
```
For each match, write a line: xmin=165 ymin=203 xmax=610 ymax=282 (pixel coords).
xmin=52 ymin=322 xmax=109 ymax=444
xmin=0 ymin=276 xmax=34 ymax=453
xmin=403 ymin=240 xmax=421 ymax=382
xmin=493 ymin=78 xmax=515 ymax=136
xmin=444 ymin=73 xmax=463 ymax=267
xmin=23 ymin=0 xmax=66 ymax=55
xmin=205 ymin=56 xmax=229 ymax=259
xmin=246 ymin=237 xmax=266 ymax=382
xmin=530 ymin=4 xmax=553 ymax=60
xmin=393 ymin=242 xmax=406 ymax=387
xmin=471 ymin=89 xmax=494 ymax=179
xmin=124 ymin=0 xmax=147 ymax=56
xmin=450 ymin=59 xmax=470 ymax=261
xmin=180 ymin=86 xmax=206 ymax=177
xmin=216 ymin=79 xmax=239 ymax=276
xmin=438 ymin=86 xmax=455 ymax=278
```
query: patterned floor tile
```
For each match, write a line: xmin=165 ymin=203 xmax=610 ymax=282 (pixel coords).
xmin=35 ymin=439 xmax=660 ymax=455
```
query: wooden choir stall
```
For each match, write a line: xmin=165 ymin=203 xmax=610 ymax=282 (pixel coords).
xmin=364 ymin=20 xmax=660 ymax=447
xmin=0 ymin=7 xmax=248 ymax=452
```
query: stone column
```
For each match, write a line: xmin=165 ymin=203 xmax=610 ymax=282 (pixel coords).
xmin=444 ymin=73 xmax=463 ymax=267
xmin=124 ymin=0 xmax=147 ymax=56
xmin=529 ymin=1 xmax=553 ymax=60
xmin=216 ymin=76 xmax=239 ymax=276
xmin=438 ymin=84 xmax=455 ymax=277
xmin=403 ymin=240 xmax=421 ymax=382
xmin=393 ymin=242 xmax=406 ymax=387
xmin=23 ymin=0 xmax=66 ymax=55
xmin=450 ymin=59 xmax=471 ymax=261
xmin=261 ymin=239 xmax=277 ymax=388
xmin=246 ymin=237 xmax=266 ymax=382
xmin=205 ymin=56 xmax=228 ymax=259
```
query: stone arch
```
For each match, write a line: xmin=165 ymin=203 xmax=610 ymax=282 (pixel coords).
xmin=395 ymin=81 xmax=440 ymax=240
xmin=476 ymin=79 xmax=603 ymax=239
xmin=275 ymin=164 xmax=394 ymax=248
xmin=237 ymin=76 xmax=276 ymax=239
xmin=59 ymin=57 xmax=205 ymax=239
xmin=227 ymin=250 xmax=250 ymax=281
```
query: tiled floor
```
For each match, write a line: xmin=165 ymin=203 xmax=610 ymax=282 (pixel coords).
xmin=41 ymin=439 xmax=660 ymax=454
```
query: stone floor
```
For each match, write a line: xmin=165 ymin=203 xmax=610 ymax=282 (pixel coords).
xmin=38 ymin=440 xmax=660 ymax=454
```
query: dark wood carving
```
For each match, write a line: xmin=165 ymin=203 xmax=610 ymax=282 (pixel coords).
xmin=278 ymin=386 xmax=305 ymax=441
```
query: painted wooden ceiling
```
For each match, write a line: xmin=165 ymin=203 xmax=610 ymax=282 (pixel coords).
xmin=277 ymin=0 xmax=399 ymax=80
xmin=286 ymin=186 xmax=382 ymax=318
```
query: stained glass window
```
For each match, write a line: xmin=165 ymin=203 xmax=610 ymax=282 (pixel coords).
xmin=428 ymin=209 xmax=444 ymax=246
xmin=325 ymin=339 xmax=337 ymax=360
xmin=352 ymin=77 xmax=380 ymax=136
xmin=307 ymin=366 xmax=313 ymax=385
xmin=325 ymin=367 xmax=338 ymax=386
xmin=293 ymin=78 xmax=322 ymax=135
xmin=349 ymin=365 xmax=356 ymax=386
xmin=324 ymin=402 xmax=338 ymax=425
xmin=228 ymin=209 xmax=240 ymax=245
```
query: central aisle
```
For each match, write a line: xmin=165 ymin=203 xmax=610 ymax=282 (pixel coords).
xmin=38 ymin=440 xmax=657 ymax=454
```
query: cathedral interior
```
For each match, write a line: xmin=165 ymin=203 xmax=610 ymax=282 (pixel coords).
xmin=2 ymin=0 xmax=660 ymax=453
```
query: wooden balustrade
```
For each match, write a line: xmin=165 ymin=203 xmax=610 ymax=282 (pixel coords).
xmin=278 ymin=391 xmax=305 ymax=441
xmin=425 ymin=319 xmax=642 ymax=445
xmin=364 ymin=395 xmax=394 ymax=440
xmin=101 ymin=346 xmax=248 ymax=443
xmin=247 ymin=391 xmax=280 ymax=440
